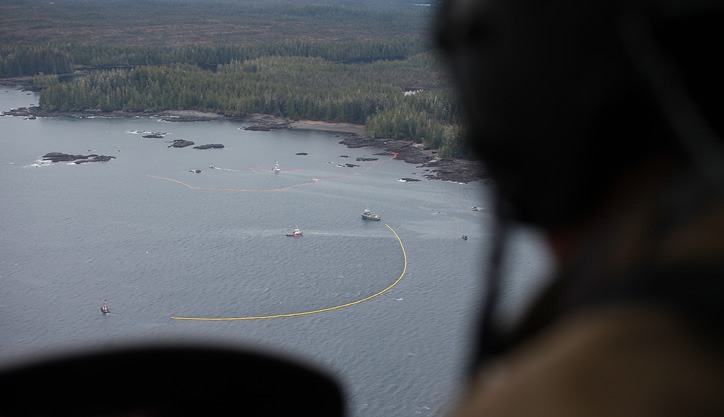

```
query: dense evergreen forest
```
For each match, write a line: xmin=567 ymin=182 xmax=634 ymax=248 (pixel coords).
xmin=0 ymin=0 xmax=470 ymax=158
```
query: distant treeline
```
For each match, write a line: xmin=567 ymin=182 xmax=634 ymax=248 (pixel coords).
xmin=0 ymin=39 xmax=424 ymax=78
xmin=33 ymin=47 xmax=468 ymax=157
xmin=2 ymin=40 xmax=470 ymax=158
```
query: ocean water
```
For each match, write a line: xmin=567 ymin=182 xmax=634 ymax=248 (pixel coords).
xmin=0 ymin=86 xmax=553 ymax=416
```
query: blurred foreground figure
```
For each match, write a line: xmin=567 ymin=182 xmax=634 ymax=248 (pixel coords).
xmin=436 ymin=0 xmax=724 ymax=416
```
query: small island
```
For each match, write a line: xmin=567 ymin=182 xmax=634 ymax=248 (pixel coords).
xmin=193 ymin=144 xmax=224 ymax=149
xmin=42 ymin=152 xmax=115 ymax=164
xmin=168 ymin=140 xmax=195 ymax=148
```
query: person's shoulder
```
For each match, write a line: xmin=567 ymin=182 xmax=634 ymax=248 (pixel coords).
xmin=451 ymin=306 xmax=724 ymax=417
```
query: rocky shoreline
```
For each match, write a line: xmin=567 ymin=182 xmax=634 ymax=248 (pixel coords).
xmin=2 ymin=106 xmax=486 ymax=184
xmin=336 ymin=136 xmax=486 ymax=184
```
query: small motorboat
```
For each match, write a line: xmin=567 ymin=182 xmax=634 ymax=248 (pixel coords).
xmin=361 ymin=209 xmax=381 ymax=221
xmin=101 ymin=301 xmax=110 ymax=314
xmin=273 ymin=161 xmax=280 ymax=173
xmin=286 ymin=228 xmax=302 ymax=237
xmin=462 ymin=235 xmax=468 ymax=240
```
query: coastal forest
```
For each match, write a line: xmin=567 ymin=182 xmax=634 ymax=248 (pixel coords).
xmin=0 ymin=0 xmax=469 ymax=158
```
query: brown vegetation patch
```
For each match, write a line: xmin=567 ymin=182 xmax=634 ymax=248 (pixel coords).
xmin=0 ymin=0 xmax=429 ymax=47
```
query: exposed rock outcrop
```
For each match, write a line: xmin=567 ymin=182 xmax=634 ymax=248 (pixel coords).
xmin=42 ymin=152 xmax=116 ymax=164
xmin=193 ymin=144 xmax=224 ymax=149
xmin=168 ymin=140 xmax=194 ymax=148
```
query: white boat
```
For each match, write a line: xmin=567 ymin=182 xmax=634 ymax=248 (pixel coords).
xmin=361 ymin=209 xmax=381 ymax=221
xmin=286 ymin=228 xmax=302 ymax=237
xmin=273 ymin=161 xmax=280 ymax=173
xmin=101 ymin=301 xmax=110 ymax=314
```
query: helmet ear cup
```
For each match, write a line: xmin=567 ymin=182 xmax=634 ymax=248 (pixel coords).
xmin=434 ymin=0 xmax=491 ymax=56
xmin=651 ymin=0 xmax=724 ymax=20
xmin=619 ymin=5 xmax=724 ymax=186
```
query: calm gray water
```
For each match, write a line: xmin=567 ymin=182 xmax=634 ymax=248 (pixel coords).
xmin=0 ymin=86 xmax=552 ymax=417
